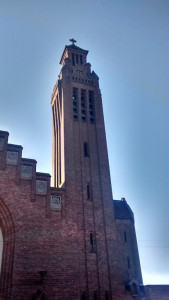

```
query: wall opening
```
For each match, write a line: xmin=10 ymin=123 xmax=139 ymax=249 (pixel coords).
xmin=124 ymin=231 xmax=127 ymax=242
xmin=84 ymin=142 xmax=89 ymax=157
xmin=0 ymin=197 xmax=15 ymax=299
xmin=0 ymin=228 xmax=3 ymax=273
xmin=93 ymin=291 xmax=97 ymax=300
xmin=81 ymin=292 xmax=86 ymax=300
xmin=87 ymin=184 xmax=90 ymax=200
xmin=90 ymin=232 xmax=96 ymax=252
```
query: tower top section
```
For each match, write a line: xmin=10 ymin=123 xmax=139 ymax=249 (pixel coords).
xmin=60 ymin=39 xmax=89 ymax=66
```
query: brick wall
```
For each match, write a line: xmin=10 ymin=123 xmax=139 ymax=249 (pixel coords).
xmin=0 ymin=43 xmax=148 ymax=300
xmin=145 ymin=285 xmax=169 ymax=300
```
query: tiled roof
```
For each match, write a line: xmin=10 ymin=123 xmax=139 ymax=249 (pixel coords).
xmin=114 ymin=200 xmax=134 ymax=221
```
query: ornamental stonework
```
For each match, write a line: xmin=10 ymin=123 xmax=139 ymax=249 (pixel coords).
xmin=21 ymin=165 xmax=32 ymax=180
xmin=6 ymin=151 xmax=18 ymax=165
xmin=50 ymin=195 xmax=61 ymax=210
xmin=36 ymin=180 xmax=47 ymax=195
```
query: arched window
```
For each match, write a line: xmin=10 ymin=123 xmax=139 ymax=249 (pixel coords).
xmin=131 ymin=282 xmax=139 ymax=296
xmin=0 ymin=228 xmax=3 ymax=273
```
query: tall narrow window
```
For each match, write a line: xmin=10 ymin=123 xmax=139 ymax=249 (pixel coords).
xmin=56 ymin=95 xmax=62 ymax=186
xmin=124 ymin=231 xmax=127 ymax=242
xmin=80 ymin=55 xmax=83 ymax=64
xmin=0 ymin=228 xmax=3 ymax=273
xmin=76 ymin=54 xmax=79 ymax=64
xmin=105 ymin=292 xmax=109 ymax=300
xmin=87 ymin=184 xmax=90 ymax=199
xmin=54 ymin=101 xmax=59 ymax=187
xmin=72 ymin=53 xmax=75 ymax=66
xmin=84 ymin=142 xmax=89 ymax=157
xmin=90 ymin=233 xmax=94 ymax=252
xmin=127 ymin=256 xmax=131 ymax=269
xmin=73 ymin=88 xmax=78 ymax=120
xmin=93 ymin=291 xmax=97 ymax=300
xmin=90 ymin=232 xmax=96 ymax=252
xmin=89 ymin=91 xmax=95 ymax=123
xmin=52 ymin=106 xmax=56 ymax=187
xmin=81 ymin=89 xmax=86 ymax=121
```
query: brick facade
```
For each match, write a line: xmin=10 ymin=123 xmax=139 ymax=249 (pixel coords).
xmin=144 ymin=285 xmax=169 ymax=300
xmin=0 ymin=42 xmax=167 ymax=299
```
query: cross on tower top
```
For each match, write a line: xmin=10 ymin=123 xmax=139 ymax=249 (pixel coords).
xmin=69 ymin=38 xmax=77 ymax=45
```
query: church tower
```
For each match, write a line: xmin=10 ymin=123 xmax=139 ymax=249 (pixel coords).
xmin=0 ymin=39 xmax=167 ymax=299
xmin=51 ymin=40 xmax=143 ymax=299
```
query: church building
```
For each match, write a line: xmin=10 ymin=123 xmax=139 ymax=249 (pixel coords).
xmin=0 ymin=40 xmax=168 ymax=299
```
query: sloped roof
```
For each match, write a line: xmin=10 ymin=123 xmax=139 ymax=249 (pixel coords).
xmin=114 ymin=200 xmax=134 ymax=221
xmin=66 ymin=44 xmax=88 ymax=52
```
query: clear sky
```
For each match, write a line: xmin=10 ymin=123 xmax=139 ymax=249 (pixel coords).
xmin=0 ymin=0 xmax=169 ymax=285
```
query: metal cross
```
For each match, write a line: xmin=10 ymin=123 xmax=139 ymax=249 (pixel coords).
xmin=69 ymin=38 xmax=77 ymax=45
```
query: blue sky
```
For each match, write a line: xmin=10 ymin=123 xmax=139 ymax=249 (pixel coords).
xmin=0 ymin=0 xmax=169 ymax=285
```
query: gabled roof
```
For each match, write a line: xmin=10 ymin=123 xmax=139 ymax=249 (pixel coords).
xmin=113 ymin=200 xmax=134 ymax=221
xmin=60 ymin=44 xmax=88 ymax=64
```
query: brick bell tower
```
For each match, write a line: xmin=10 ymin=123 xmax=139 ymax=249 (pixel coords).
xmin=51 ymin=40 xmax=143 ymax=299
